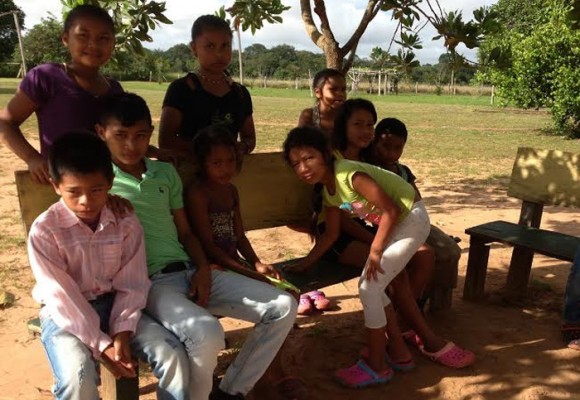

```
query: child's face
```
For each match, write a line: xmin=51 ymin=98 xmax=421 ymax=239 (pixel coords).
xmin=62 ymin=16 xmax=115 ymax=69
xmin=204 ymin=145 xmax=237 ymax=185
xmin=52 ymin=172 xmax=112 ymax=224
xmin=315 ymin=76 xmax=346 ymax=110
xmin=96 ymin=119 xmax=153 ymax=170
xmin=191 ymin=28 xmax=232 ymax=74
xmin=346 ymin=109 xmax=375 ymax=150
xmin=374 ymin=133 xmax=406 ymax=167
xmin=288 ymin=146 xmax=328 ymax=185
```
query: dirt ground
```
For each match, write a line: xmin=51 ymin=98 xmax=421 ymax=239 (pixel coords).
xmin=0 ymin=140 xmax=579 ymax=400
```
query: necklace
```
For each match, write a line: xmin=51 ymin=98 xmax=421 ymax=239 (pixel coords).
xmin=197 ymin=71 xmax=228 ymax=85
xmin=64 ymin=63 xmax=110 ymax=97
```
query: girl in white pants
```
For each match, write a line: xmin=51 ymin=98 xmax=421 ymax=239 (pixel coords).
xmin=283 ymin=126 xmax=474 ymax=388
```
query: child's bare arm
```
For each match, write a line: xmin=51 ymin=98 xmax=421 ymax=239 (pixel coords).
xmin=238 ymin=115 xmax=256 ymax=154
xmin=0 ymin=90 xmax=48 ymax=183
xmin=284 ymin=206 xmax=341 ymax=272
xmin=158 ymin=106 xmax=190 ymax=156
xmin=351 ymin=172 xmax=400 ymax=281
xmin=172 ymin=207 xmax=212 ymax=306
xmin=232 ymin=188 xmax=282 ymax=279
xmin=297 ymin=108 xmax=314 ymax=127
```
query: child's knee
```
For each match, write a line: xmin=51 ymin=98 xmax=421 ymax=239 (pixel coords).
xmin=270 ymin=290 xmax=299 ymax=321
xmin=53 ymin=358 xmax=99 ymax=399
xmin=184 ymin=317 xmax=225 ymax=354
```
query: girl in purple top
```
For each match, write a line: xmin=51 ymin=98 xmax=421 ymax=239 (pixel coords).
xmin=0 ymin=5 xmax=123 ymax=184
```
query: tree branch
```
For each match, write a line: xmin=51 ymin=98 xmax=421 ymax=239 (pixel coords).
xmin=340 ymin=0 xmax=383 ymax=58
xmin=300 ymin=0 xmax=324 ymax=49
xmin=313 ymin=0 xmax=336 ymax=42
xmin=343 ymin=44 xmax=359 ymax=72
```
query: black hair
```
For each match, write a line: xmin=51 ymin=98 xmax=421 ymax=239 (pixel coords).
xmin=192 ymin=125 xmax=241 ymax=179
xmin=98 ymin=92 xmax=152 ymax=127
xmin=191 ymin=15 xmax=232 ymax=41
xmin=375 ymin=117 xmax=408 ymax=142
xmin=49 ymin=131 xmax=113 ymax=184
xmin=64 ymin=4 xmax=115 ymax=34
xmin=283 ymin=126 xmax=334 ymax=239
xmin=333 ymin=98 xmax=377 ymax=156
xmin=312 ymin=68 xmax=345 ymax=92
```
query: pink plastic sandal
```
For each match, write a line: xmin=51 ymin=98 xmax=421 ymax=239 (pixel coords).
xmin=297 ymin=294 xmax=313 ymax=315
xmin=305 ymin=290 xmax=331 ymax=311
xmin=335 ymin=359 xmax=393 ymax=388
xmin=568 ymin=339 xmax=580 ymax=351
xmin=420 ymin=342 xmax=475 ymax=369
xmin=359 ymin=347 xmax=415 ymax=372
xmin=385 ymin=353 xmax=416 ymax=372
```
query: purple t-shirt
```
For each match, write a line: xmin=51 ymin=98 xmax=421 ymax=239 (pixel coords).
xmin=19 ymin=63 xmax=124 ymax=156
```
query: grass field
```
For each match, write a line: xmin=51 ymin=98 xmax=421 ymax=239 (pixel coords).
xmin=2 ymin=78 xmax=579 ymax=188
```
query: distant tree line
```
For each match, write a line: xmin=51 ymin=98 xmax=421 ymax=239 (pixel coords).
xmin=2 ymin=16 xmax=476 ymax=86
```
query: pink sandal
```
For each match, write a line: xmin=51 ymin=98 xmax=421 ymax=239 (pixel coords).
xmin=335 ymin=359 xmax=393 ymax=388
xmin=569 ymin=339 xmax=580 ymax=351
xmin=297 ymin=294 xmax=313 ymax=315
xmin=304 ymin=290 xmax=331 ymax=311
xmin=359 ymin=347 xmax=415 ymax=372
xmin=420 ymin=342 xmax=475 ymax=368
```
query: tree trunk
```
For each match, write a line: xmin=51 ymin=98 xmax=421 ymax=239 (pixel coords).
xmin=300 ymin=0 xmax=383 ymax=73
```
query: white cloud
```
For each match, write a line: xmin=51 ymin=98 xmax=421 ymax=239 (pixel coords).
xmin=15 ymin=0 xmax=497 ymax=64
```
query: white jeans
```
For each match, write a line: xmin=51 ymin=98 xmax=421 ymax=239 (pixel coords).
xmin=145 ymin=267 xmax=298 ymax=398
xmin=359 ymin=201 xmax=431 ymax=329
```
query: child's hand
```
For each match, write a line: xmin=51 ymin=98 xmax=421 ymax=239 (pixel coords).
xmin=107 ymin=194 xmax=133 ymax=217
xmin=27 ymin=155 xmax=50 ymax=185
xmin=101 ymin=333 xmax=136 ymax=379
xmin=112 ymin=331 xmax=135 ymax=372
xmin=365 ymin=250 xmax=385 ymax=281
xmin=255 ymin=262 xmax=282 ymax=280
xmin=189 ymin=265 xmax=212 ymax=307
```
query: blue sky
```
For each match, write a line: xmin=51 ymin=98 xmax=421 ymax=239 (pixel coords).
xmin=16 ymin=0 xmax=497 ymax=64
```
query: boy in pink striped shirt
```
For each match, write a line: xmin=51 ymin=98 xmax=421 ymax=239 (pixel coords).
xmin=27 ymin=132 xmax=151 ymax=399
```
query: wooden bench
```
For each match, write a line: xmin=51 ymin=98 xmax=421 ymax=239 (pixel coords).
xmin=463 ymin=147 xmax=580 ymax=301
xmin=15 ymin=151 xmax=458 ymax=399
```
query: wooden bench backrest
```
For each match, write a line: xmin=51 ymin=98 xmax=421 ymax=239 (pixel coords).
xmin=15 ymin=151 xmax=312 ymax=236
xmin=507 ymin=147 xmax=580 ymax=208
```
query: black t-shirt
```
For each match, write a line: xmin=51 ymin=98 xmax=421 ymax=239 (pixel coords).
xmin=162 ymin=73 xmax=253 ymax=141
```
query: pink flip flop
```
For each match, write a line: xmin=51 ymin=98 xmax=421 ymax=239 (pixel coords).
xmin=420 ymin=342 xmax=475 ymax=369
xmin=297 ymin=294 xmax=313 ymax=315
xmin=304 ymin=290 xmax=331 ymax=311
xmin=335 ymin=359 xmax=393 ymax=388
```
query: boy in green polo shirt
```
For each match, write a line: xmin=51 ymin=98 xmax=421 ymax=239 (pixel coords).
xmin=97 ymin=92 xmax=298 ymax=400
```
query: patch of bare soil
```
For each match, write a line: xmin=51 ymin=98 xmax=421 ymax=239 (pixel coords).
xmin=0 ymin=142 xmax=579 ymax=399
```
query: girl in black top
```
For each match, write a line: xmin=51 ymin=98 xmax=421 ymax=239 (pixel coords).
xmin=159 ymin=15 xmax=256 ymax=157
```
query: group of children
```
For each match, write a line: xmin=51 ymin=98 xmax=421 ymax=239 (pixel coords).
xmin=1 ymin=3 xmax=577 ymax=399
xmin=1 ymin=6 xmax=296 ymax=400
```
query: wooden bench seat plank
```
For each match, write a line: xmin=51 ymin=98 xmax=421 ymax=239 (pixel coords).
xmin=466 ymin=220 xmax=580 ymax=262
xmin=275 ymin=258 xmax=360 ymax=293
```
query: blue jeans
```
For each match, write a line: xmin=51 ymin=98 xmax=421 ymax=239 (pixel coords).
xmin=40 ymin=296 xmax=191 ymax=400
xmin=145 ymin=267 xmax=298 ymax=399
xmin=563 ymin=246 xmax=580 ymax=324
